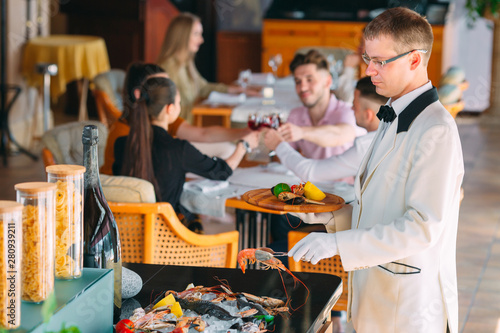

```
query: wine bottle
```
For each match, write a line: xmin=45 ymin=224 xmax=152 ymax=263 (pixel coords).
xmin=82 ymin=125 xmax=122 ymax=320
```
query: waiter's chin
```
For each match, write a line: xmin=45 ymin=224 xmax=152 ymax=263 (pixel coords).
xmin=375 ymin=85 xmax=390 ymax=98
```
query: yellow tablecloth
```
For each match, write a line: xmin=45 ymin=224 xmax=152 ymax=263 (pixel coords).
xmin=22 ymin=35 xmax=110 ymax=99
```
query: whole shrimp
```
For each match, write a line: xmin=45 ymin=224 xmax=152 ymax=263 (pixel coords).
xmin=237 ymin=247 xmax=310 ymax=312
xmin=237 ymin=247 xmax=283 ymax=274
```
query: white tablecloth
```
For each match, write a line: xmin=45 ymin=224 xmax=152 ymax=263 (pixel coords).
xmin=180 ymin=163 xmax=355 ymax=217
xmin=199 ymin=74 xmax=302 ymax=123
xmin=231 ymin=76 xmax=302 ymax=123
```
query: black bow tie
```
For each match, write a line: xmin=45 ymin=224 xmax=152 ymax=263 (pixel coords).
xmin=377 ymin=105 xmax=397 ymax=123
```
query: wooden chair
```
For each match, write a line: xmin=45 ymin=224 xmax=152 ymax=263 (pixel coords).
xmin=94 ymin=90 xmax=123 ymax=129
xmin=109 ymin=201 xmax=239 ymax=268
xmin=288 ymin=230 xmax=348 ymax=311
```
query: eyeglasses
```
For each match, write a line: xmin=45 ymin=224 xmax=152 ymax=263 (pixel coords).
xmin=362 ymin=49 xmax=428 ymax=68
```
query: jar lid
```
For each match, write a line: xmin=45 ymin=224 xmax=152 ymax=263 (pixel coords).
xmin=14 ymin=182 xmax=57 ymax=193
xmin=0 ymin=200 xmax=23 ymax=213
xmin=46 ymin=164 xmax=86 ymax=175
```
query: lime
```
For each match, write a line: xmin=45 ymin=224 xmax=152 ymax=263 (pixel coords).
xmin=303 ymin=181 xmax=326 ymax=201
xmin=273 ymin=183 xmax=291 ymax=197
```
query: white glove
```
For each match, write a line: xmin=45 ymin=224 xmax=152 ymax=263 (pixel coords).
xmin=289 ymin=211 xmax=334 ymax=225
xmin=288 ymin=233 xmax=339 ymax=265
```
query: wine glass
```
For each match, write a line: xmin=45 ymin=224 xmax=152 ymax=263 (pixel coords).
xmin=327 ymin=54 xmax=340 ymax=90
xmin=267 ymin=113 xmax=283 ymax=157
xmin=238 ymin=69 xmax=252 ymax=91
xmin=268 ymin=54 xmax=283 ymax=79
xmin=247 ymin=113 xmax=261 ymax=130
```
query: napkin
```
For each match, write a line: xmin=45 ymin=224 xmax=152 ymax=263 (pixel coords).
xmin=184 ymin=179 xmax=229 ymax=193
xmin=314 ymin=181 xmax=355 ymax=204
xmin=207 ymin=91 xmax=246 ymax=104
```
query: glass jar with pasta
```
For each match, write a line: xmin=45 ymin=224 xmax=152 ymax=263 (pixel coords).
xmin=14 ymin=182 xmax=56 ymax=303
xmin=46 ymin=165 xmax=85 ymax=280
xmin=0 ymin=201 xmax=23 ymax=329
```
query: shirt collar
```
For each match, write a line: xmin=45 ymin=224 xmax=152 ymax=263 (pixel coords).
xmin=388 ymin=81 xmax=432 ymax=116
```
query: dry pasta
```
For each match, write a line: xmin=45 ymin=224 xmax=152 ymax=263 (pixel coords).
xmin=54 ymin=180 xmax=82 ymax=279
xmin=22 ymin=205 xmax=54 ymax=303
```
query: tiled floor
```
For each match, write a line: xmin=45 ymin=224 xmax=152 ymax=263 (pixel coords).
xmin=0 ymin=113 xmax=499 ymax=332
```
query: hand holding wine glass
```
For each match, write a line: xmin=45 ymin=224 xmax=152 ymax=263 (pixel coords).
xmin=263 ymin=126 xmax=285 ymax=151
xmin=277 ymin=122 xmax=304 ymax=142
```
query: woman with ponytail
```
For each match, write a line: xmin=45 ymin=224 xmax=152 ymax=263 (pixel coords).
xmin=112 ymin=77 xmax=258 ymax=232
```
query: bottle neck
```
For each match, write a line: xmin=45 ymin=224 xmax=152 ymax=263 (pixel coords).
xmin=83 ymin=142 xmax=101 ymax=189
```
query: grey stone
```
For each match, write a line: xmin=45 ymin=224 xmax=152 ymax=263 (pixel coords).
xmin=120 ymin=298 xmax=142 ymax=321
xmin=122 ymin=267 xmax=142 ymax=299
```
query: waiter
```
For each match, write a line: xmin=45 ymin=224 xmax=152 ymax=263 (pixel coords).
xmin=289 ymin=7 xmax=464 ymax=333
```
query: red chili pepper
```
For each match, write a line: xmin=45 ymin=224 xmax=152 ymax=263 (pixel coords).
xmin=291 ymin=185 xmax=297 ymax=193
xmin=115 ymin=319 xmax=134 ymax=333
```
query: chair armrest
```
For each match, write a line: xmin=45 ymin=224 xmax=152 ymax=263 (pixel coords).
xmin=109 ymin=202 xmax=239 ymax=268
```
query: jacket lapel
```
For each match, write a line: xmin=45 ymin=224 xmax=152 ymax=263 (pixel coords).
xmin=355 ymin=125 xmax=382 ymax=200
xmin=360 ymin=121 xmax=398 ymax=193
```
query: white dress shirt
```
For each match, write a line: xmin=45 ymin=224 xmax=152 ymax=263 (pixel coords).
xmin=275 ymin=131 xmax=376 ymax=182
xmin=363 ymin=81 xmax=433 ymax=184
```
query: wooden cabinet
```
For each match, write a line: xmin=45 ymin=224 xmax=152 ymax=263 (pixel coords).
xmin=262 ymin=19 xmax=444 ymax=85
xmin=60 ymin=0 xmax=179 ymax=70
xmin=216 ymin=32 xmax=261 ymax=85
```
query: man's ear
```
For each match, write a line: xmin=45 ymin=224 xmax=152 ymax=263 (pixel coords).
xmin=365 ymin=108 xmax=375 ymax=122
xmin=325 ymin=70 xmax=333 ymax=88
xmin=409 ymin=52 xmax=422 ymax=70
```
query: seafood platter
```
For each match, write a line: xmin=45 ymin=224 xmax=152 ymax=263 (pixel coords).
xmin=117 ymin=248 xmax=309 ymax=333
xmin=242 ymin=181 xmax=344 ymax=213
xmin=116 ymin=283 xmax=286 ymax=333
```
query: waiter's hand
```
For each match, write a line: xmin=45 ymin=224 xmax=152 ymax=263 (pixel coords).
xmin=288 ymin=233 xmax=339 ymax=265
xmin=289 ymin=212 xmax=334 ymax=225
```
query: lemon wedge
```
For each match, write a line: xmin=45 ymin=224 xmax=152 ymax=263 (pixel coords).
xmin=171 ymin=301 xmax=183 ymax=318
xmin=303 ymin=181 xmax=326 ymax=201
xmin=153 ymin=293 xmax=176 ymax=309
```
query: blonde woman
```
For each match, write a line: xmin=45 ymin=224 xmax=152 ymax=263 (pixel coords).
xmin=157 ymin=13 xmax=259 ymax=123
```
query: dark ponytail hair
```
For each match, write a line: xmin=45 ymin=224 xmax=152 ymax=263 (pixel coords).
xmin=120 ymin=77 xmax=178 ymax=201
xmin=121 ymin=62 xmax=167 ymax=122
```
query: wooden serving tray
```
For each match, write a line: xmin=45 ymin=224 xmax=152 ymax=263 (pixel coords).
xmin=242 ymin=188 xmax=345 ymax=213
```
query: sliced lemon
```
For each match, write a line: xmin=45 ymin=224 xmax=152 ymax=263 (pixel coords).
xmin=153 ymin=293 xmax=176 ymax=309
xmin=303 ymin=181 xmax=326 ymax=201
xmin=171 ymin=301 xmax=183 ymax=318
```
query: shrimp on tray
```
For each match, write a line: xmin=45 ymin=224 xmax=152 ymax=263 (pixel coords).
xmin=237 ymin=247 xmax=310 ymax=312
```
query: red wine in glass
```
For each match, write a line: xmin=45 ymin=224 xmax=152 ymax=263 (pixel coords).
xmin=248 ymin=114 xmax=262 ymax=130
xmin=260 ymin=116 xmax=272 ymax=128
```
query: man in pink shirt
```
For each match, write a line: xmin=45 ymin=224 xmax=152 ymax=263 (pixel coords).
xmin=280 ymin=50 xmax=364 ymax=159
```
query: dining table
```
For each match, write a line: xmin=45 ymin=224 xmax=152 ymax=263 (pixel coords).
xmin=122 ymin=262 xmax=342 ymax=333
xmin=192 ymin=74 xmax=302 ymax=128
xmin=22 ymin=35 xmax=110 ymax=121
xmin=181 ymin=163 xmax=355 ymax=251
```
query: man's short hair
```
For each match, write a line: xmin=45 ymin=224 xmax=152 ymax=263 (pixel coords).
xmin=364 ymin=7 xmax=433 ymax=64
xmin=289 ymin=50 xmax=329 ymax=74
xmin=356 ymin=76 xmax=389 ymax=105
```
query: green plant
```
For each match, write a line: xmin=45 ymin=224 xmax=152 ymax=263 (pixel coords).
xmin=466 ymin=0 xmax=500 ymax=21
xmin=46 ymin=323 xmax=81 ymax=333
